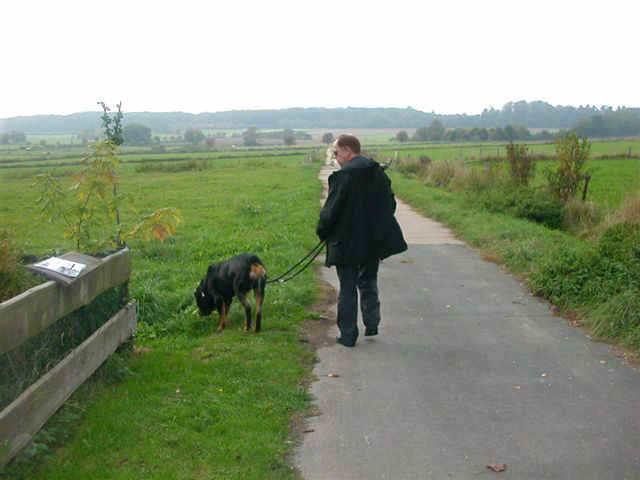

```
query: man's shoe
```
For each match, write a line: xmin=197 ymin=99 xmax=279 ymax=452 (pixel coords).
xmin=364 ymin=328 xmax=378 ymax=337
xmin=336 ymin=337 xmax=356 ymax=347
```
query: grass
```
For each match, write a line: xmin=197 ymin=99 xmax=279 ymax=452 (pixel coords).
xmin=0 ymin=152 xmax=324 ymax=478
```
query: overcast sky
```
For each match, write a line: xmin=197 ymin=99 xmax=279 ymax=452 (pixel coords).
xmin=2 ymin=0 xmax=637 ymax=119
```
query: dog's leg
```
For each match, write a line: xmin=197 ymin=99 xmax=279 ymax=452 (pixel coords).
xmin=238 ymin=294 xmax=252 ymax=331
xmin=217 ymin=302 xmax=227 ymax=332
xmin=254 ymin=277 xmax=265 ymax=333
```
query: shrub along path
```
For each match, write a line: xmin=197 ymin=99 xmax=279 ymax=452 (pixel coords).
xmin=295 ymin=163 xmax=640 ymax=479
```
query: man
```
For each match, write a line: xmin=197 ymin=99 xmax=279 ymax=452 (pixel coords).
xmin=317 ymin=134 xmax=407 ymax=347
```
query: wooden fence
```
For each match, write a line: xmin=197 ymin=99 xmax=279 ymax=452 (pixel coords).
xmin=0 ymin=248 xmax=136 ymax=468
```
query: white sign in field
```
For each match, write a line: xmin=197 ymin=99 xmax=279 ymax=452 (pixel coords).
xmin=33 ymin=257 xmax=86 ymax=278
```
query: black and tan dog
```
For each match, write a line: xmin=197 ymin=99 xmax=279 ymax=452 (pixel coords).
xmin=194 ymin=254 xmax=267 ymax=332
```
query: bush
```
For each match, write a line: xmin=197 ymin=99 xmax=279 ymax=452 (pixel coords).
xmin=512 ymin=190 xmax=565 ymax=229
xmin=506 ymin=142 xmax=536 ymax=186
xmin=530 ymin=243 xmax=602 ymax=306
xmin=543 ymin=132 xmax=592 ymax=202
xmin=598 ymin=222 xmax=640 ymax=264
xmin=135 ymin=159 xmax=211 ymax=174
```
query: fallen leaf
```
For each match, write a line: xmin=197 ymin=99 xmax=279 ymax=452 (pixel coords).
xmin=327 ymin=373 xmax=340 ymax=378
xmin=487 ymin=463 xmax=507 ymax=472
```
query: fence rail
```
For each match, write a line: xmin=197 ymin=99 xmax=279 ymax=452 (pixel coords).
xmin=0 ymin=248 xmax=136 ymax=468
xmin=0 ymin=248 xmax=131 ymax=356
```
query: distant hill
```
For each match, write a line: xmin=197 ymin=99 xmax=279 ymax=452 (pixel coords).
xmin=1 ymin=102 xmax=637 ymax=134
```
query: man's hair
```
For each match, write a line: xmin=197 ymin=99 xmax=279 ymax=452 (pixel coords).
xmin=336 ymin=134 xmax=361 ymax=154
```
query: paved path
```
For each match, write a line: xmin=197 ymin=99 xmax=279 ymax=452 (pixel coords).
xmin=294 ymin=164 xmax=640 ymax=479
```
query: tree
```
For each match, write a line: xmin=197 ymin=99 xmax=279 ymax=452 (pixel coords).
xmin=283 ymin=129 xmax=296 ymax=145
xmin=504 ymin=125 xmax=517 ymax=142
xmin=123 ymin=123 xmax=152 ymax=145
xmin=322 ymin=132 xmax=334 ymax=144
xmin=184 ymin=128 xmax=205 ymax=145
xmin=544 ymin=132 xmax=592 ymax=202
xmin=243 ymin=127 xmax=258 ymax=146
xmin=412 ymin=126 xmax=429 ymax=141
xmin=0 ymin=131 xmax=26 ymax=144
xmin=97 ymin=101 xmax=123 ymax=145
xmin=396 ymin=130 xmax=409 ymax=142
xmin=426 ymin=120 xmax=445 ymax=141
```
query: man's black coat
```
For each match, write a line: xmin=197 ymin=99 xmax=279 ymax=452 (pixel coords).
xmin=316 ymin=156 xmax=407 ymax=266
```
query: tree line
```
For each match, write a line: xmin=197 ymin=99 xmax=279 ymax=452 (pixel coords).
xmin=3 ymin=102 xmax=639 ymax=135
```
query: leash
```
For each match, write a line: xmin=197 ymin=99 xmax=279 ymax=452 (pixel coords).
xmin=266 ymin=239 xmax=326 ymax=284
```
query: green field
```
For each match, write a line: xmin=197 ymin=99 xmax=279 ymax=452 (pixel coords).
xmin=1 ymin=151 xmax=324 ymax=479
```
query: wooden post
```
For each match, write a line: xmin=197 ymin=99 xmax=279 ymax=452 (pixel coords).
xmin=582 ymin=175 xmax=592 ymax=201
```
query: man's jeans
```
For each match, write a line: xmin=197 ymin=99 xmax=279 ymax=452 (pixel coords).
xmin=335 ymin=259 xmax=381 ymax=343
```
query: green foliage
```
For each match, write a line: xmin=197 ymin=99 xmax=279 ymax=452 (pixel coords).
xmin=0 ymin=131 xmax=27 ymax=145
xmin=511 ymin=189 xmax=565 ymax=229
xmin=283 ymin=129 xmax=296 ymax=145
xmin=563 ymin=199 xmax=602 ymax=234
xmin=412 ymin=126 xmax=429 ymax=141
xmin=243 ymin=126 xmax=259 ymax=146
xmin=122 ymin=123 xmax=152 ymax=145
xmin=529 ymin=237 xmax=639 ymax=308
xmin=0 ymin=230 xmax=39 ymax=302
xmin=587 ymin=288 xmax=640 ymax=349
xmin=36 ymin=140 xmax=122 ymax=253
xmin=506 ymin=142 xmax=536 ymax=186
xmin=426 ymin=119 xmax=445 ymax=141
xmin=125 ymin=207 xmax=181 ymax=243
xmin=598 ymin=222 xmax=640 ymax=264
xmin=574 ymin=110 xmax=640 ymax=138
xmin=35 ymin=140 xmax=126 ymax=253
xmin=322 ymin=132 xmax=334 ymax=144
xmin=97 ymin=101 xmax=123 ymax=146
xmin=396 ymin=130 xmax=409 ymax=142
xmin=33 ymin=102 xmax=182 ymax=254
xmin=134 ymin=159 xmax=212 ymax=174
xmin=544 ymin=132 xmax=592 ymax=202
xmin=184 ymin=128 xmax=205 ymax=145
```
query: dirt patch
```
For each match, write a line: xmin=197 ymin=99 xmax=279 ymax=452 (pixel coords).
xmin=287 ymin=266 xmax=337 ymax=478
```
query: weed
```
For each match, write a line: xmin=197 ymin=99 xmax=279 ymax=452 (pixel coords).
xmin=544 ymin=132 xmax=592 ymax=202
xmin=506 ymin=142 xmax=536 ymax=186
xmin=426 ymin=160 xmax=458 ymax=187
xmin=563 ymin=199 xmax=602 ymax=235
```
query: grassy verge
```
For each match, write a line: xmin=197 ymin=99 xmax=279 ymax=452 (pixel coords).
xmin=389 ymin=172 xmax=640 ymax=354
xmin=1 ymin=155 xmax=324 ymax=479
